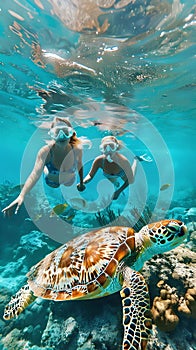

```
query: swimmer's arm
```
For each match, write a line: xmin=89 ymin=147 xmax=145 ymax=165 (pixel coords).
xmin=2 ymin=147 xmax=47 ymax=216
xmin=20 ymin=147 xmax=47 ymax=198
xmin=83 ymin=157 xmax=102 ymax=184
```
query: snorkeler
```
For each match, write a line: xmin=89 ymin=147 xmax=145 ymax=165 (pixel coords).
xmin=32 ymin=43 xmax=97 ymax=78
xmin=83 ymin=136 xmax=152 ymax=200
xmin=2 ymin=117 xmax=86 ymax=217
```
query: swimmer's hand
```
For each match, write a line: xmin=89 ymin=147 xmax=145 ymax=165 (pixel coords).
xmin=2 ymin=195 xmax=24 ymax=217
xmin=134 ymin=153 xmax=152 ymax=162
xmin=77 ymin=183 xmax=86 ymax=192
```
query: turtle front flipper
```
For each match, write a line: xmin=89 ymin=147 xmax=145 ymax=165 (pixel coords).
xmin=120 ymin=268 xmax=152 ymax=350
xmin=3 ymin=284 xmax=36 ymax=320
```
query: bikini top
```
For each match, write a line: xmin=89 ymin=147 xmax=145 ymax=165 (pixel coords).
xmin=102 ymin=157 xmax=126 ymax=179
xmin=45 ymin=144 xmax=77 ymax=175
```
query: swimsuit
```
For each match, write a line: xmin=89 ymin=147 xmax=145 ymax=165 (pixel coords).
xmin=102 ymin=158 xmax=126 ymax=187
xmin=44 ymin=145 xmax=77 ymax=188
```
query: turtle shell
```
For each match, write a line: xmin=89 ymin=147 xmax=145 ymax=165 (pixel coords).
xmin=27 ymin=226 xmax=135 ymax=301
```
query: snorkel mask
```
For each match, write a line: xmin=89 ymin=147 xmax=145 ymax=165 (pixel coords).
xmin=99 ymin=141 xmax=118 ymax=153
xmin=99 ymin=140 xmax=119 ymax=162
xmin=48 ymin=125 xmax=74 ymax=142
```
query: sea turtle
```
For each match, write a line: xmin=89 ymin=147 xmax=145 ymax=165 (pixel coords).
xmin=4 ymin=219 xmax=187 ymax=349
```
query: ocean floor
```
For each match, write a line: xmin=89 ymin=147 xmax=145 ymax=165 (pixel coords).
xmin=0 ymin=184 xmax=195 ymax=350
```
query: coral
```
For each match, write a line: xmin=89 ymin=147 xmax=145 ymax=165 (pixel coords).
xmin=151 ymin=284 xmax=196 ymax=333
xmin=151 ymin=283 xmax=196 ymax=333
xmin=178 ymin=288 xmax=196 ymax=319
xmin=147 ymin=324 xmax=195 ymax=350
xmin=12 ymin=230 xmax=58 ymax=269
xmin=143 ymin=245 xmax=196 ymax=294
xmin=0 ymin=257 xmax=27 ymax=292
xmin=40 ymin=297 xmax=120 ymax=349
xmin=151 ymin=284 xmax=179 ymax=332
xmin=95 ymin=206 xmax=120 ymax=226
xmin=41 ymin=312 xmax=78 ymax=348
xmin=131 ymin=205 xmax=152 ymax=231
xmin=1 ymin=328 xmax=31 ymax=350
xmin=167 ymin=206 xmax=188 ymax=221
xmin=143 ymin=242 xmax=196 ymax=341
xmin=185 ymin=208 xmax=196 ymax=222
xmin=95 ymin=210 xmax=109 ymax=226
xmin=186 ymin=222 xmax=196 ymax=252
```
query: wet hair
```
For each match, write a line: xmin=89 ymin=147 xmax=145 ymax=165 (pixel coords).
xmin=101 ymin=136 xmax=123 ymax=150
xmin=51 ymin=117 xmax=81 ymax=147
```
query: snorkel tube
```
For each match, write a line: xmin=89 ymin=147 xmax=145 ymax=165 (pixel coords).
xmin=99 ymin=140 xmax=119 ymax=163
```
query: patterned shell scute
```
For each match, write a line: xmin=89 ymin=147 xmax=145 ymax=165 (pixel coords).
xmin=27 ymin=227 xmax=133 ymax=301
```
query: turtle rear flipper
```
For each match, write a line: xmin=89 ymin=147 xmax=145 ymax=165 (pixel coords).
xmin=3 ymin=284 xmax=36 ymax=320
xmin=120 ymin=268 xmax=152 ymax=350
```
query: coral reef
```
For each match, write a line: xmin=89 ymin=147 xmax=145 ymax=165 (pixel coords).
xmin=131 ymin=205 xmax=152 ymax=231
xmin=94 ymin=204 xmax=152 ymax=230
xmin=13 ymin=230 xmax=57 ymax=267
xmin=142 ymin=236 xmax=196 ymax=348
xmin=151 ymin=284 xmax=180 ymax=332
xmin=40 ymin=300 xmax=121 ymax=350
xmin=151 ymin=275 xmax=196 ymax=333
xmin=0 ymin=187 xmax=196 ymax=350
xmin=178 ymin=288 xmax=196 ymax=319
xmin=95 ymin=206 xmax=120 ymax=226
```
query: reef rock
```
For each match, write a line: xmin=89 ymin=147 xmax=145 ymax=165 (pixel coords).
xmin=40 ymin=296 xmax=121 ymax=350
xmin=167 ymin=207 xmax=188 ymax=220
xmin=41 ymin=313 xmax=78 ymax=348
xmin=13 ymin=230 xmax=58 ymax=267
xmin=141 ymin=238 xmax=196 ymax=347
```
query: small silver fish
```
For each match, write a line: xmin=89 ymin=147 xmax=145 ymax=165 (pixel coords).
xmin=160 ymin=183 xmax=171 ymax=191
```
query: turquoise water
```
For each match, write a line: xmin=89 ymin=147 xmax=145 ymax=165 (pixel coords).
xmin=0 ymin=1 xmax=195 ymax=349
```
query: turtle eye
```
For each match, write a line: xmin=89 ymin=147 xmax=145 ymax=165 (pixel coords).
xmin=178 ymin=226 xmax=186 ymax=237
xmin=166 ymin=220 xmax=184 ymax=233
xmin=165 ymin=220 xmax=187 ymax=240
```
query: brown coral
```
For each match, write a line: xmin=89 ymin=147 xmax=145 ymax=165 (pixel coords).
xmin=151 ymin=292 xmax=179 ymax=332
xmin=151 ymin=281 xmax=196 ymax=333
xmin=178 ymin=288 xmax=196 ymax=318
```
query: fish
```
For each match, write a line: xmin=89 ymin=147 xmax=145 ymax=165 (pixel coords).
xmin=160 ymin=183 xmax=171 ymax=191
xmin=34 ymin=214 xmax=43 ymax=222
xmin=50 ymin=203 xmax=69 ymax=217
xmin=185 ymin=208 xmax=196 ymax=217
xmin=70 ymin=198 xmax=87 ymax=210
xmin=65 ymin=214 xmax=75 ymax=221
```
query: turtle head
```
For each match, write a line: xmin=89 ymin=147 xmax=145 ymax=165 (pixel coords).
xmin=133 ymin=220 xmax=187 ymax=269
xmin=138 ymin=219 xmax=187 ymax=253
